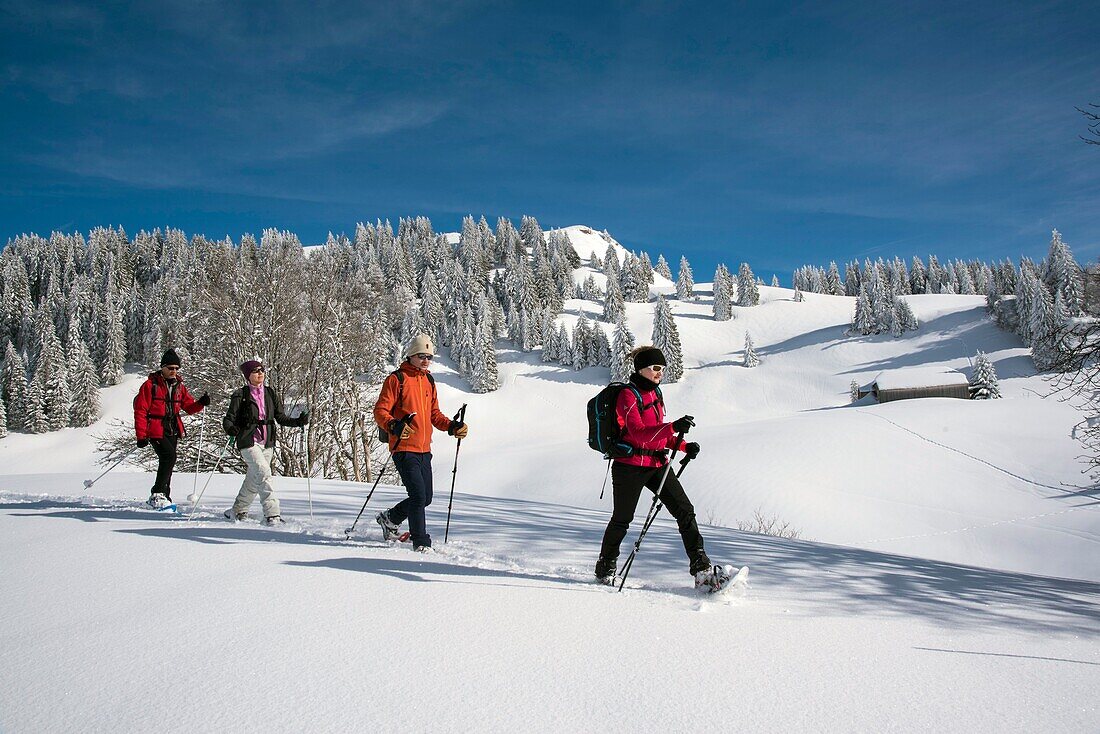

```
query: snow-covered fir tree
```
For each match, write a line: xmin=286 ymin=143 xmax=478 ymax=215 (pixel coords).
xmin=771 ymin=274 xmax=780 ymax=288
xmin=611 ymin=318 xmax=635 ymax=383
xmin=852 ymin=284 xmax=876 ymax=335
xmin=638 ymin=253 xmax=654 ymax=287
xmin=603 ymin=243 xmax=621 ymax=285
xmin=593 ymin=324 xmax=612 ymax=368
xmin=1028 ymin=276 xmax=1059 ymax=371
xmin=793 ymin=288 xmax=804 ymax=303
xmin=909 ymin=256 xmax=927 ymax=294
xmin=895 ymin=297 xmax=919 ymax=333
xmin=676 ymin=256 xmax=695 ymax=300
xmin=581 ymin=274 xmax=600 ymax=302
xmin=66 ymin=335 xmax=100 ymax=427
xmin=99 ymin=301 xmax=126 ymax=385
xmin=712 ymin=264 xmax=733 ymax=321
xmin=34 ymin=313 xmax=69 ymax=431
xmin=1045 ymin=229 xmax=1083 ymax=316
xmin=0 ymin=392 xmax=7 ymax=439
xmin=24 ymin=366 xmax=48 ymax=434
xmin=850 ymin=380 xmax=861 ymax=403
xmin=556 ymin=322 xmax=573 ymax=368
xmin=736 ymin=263 xmax=760 ymax=306
xmin=969 ymin=351 xmax=1001 ymax=399
xmin=621 ymin=255 xmax=650 ymax=303
xmin=541 ymin=316 xmax=560 ymax=362
xmin=603 ymin=277 xmax=626 ymax=323
xmin=1 ymin=342 xmax=27 ymax=431
xmin=825 ymin=262 xmax=843 ymax=296
xmin=469 ymin=309 xmax=499 ymax=393
xmin=651 ymin=295 xmax=683 ymax=382
xmin=654 ymin=254 xmax=673 ymax=281
xmin=744 ymin=332 xmax=760 ymax=368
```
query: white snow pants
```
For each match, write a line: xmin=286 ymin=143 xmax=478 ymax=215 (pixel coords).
xmin=233 ymin=445 xmax=280 ymax=518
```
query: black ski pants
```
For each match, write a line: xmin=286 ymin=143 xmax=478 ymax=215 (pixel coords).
xmin=600 ymin=462 xmax=710 ymax=574
xmin=150 ymin=436 xmax=178 ymax=500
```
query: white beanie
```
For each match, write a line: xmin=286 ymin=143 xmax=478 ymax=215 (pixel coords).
xmin=405 ymin=333 xmax=435 ymax=358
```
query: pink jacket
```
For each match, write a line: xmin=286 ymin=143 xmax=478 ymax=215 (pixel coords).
xmin=614 ymin=383 xmax=688 ymax=467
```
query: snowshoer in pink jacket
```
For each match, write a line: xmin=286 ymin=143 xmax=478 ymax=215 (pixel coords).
xmin=595 ymin=346 xmax=714 ymax=587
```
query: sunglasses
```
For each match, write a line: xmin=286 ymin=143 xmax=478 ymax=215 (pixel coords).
xmin=647 ymin=365 xmax=664 ymax=372
xmin=251 ymin=367 xmax=265 ymax=374
xmin=414 ymin=353 xmax=433 ymax=361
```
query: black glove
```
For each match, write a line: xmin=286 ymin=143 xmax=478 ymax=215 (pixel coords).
xmin=197 ymin=393 xmax=211 ymax=407
xmin=298 ymin=410 xmax=309 ymax=426
xmin=671 ymin=415 xmax=695 ymax=434
xmin=685 ymin=442 xmax=700 ymax=460
xmin=136 ymin=438 xmax=149 ymax=448
xmin=447 ymin=420 xmax=464 ymax=436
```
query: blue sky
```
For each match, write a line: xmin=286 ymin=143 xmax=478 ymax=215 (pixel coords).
xmin=2 ymin=1 xmax=1098 ymax=280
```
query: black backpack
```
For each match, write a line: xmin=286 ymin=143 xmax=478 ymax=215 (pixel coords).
xmin=587 ymin=382 xmax=663 ymax=459
xmin=377 ymin=369 xmax=436 ymax=442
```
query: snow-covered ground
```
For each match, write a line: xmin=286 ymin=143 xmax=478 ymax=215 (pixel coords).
xmin=2 ymin=237 xmax=1098 ymax=731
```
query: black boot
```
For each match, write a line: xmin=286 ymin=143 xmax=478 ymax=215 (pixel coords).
xmin=689 ymin=552 xmax=712 ymax=576
xmin=594 ymin=555 xmax=617 ymax=585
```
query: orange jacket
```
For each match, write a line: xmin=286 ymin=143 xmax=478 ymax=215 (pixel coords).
xmin=373 ymin=361 xmax=453 ymax=453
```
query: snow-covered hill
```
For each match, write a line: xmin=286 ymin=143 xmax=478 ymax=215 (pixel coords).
xmin=2 ymin=236 xmax=1099 ymax=732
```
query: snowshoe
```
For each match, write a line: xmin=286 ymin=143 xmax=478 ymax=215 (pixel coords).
xmin=224 ymin=509 xmax=250 ymax=522
xmin=694 ymin=564 xmax=749 ymax=594
xmin=265 ymin=515 xmax=285 ymax=526
xmin=376 ymin=511 xmax=401 ymax=541
xmin=413 ymin=545 xmax=432 ymax=553
xmin=147 ymin=493 xmax=171 ymax=510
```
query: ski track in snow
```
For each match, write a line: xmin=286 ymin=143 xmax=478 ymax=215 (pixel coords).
xmin=857 ymin=409 xmax=1096 ymax=495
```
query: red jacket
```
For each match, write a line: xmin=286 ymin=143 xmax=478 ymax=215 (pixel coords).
xmin=373 ymin=361 xmax=453 ymax=453
xmin=134 ymin=373 xmax=204 ymax=440
xmin=614 ymin=381 xmax=688 ymax=468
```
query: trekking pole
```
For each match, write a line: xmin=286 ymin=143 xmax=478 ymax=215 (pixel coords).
xmin=189 ymin=410 xmax=208 ymax=503
xmin=618 ymin=431 xmax=691 ymax=593
xmin=443 ymin=403 xmax=468 ymax=544
xmin=187 ymin=437 xmax=234 ymax=521
xmin=599 ymin=459 xmax=612 ymax=500
xmin=304 ymin=422 xmax=313 ymax=520
xmin=344 ymin=413 xmax=415 ymax=540
xmin=83 ymin=444 xmax=141 ymax=489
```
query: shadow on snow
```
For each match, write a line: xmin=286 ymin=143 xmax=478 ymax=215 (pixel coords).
xmin=3 ymin=493 xmax=1099 ymax=636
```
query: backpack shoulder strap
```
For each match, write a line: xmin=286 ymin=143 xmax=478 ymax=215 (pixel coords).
xmin=391 ymin=369 xmax=407 ymax=407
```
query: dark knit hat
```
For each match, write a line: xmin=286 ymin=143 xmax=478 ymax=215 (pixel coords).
xmin=633 ymin=347 xmax=666 ymax=372
xmin=240 ymin=359 xmax=264 ymax=377
xmin=160 ymin=349 xmax=182 ymax=367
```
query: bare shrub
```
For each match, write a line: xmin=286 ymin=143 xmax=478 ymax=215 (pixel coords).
xmin=735 ymin=508 xmax=803 ymax=539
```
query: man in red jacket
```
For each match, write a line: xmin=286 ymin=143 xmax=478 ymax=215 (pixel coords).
xmin=133 ymin=349 xmax=210 ymax=508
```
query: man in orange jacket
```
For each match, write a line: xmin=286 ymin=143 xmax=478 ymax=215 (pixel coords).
xmin=373 ymin=334 xmax=468 ymax=551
